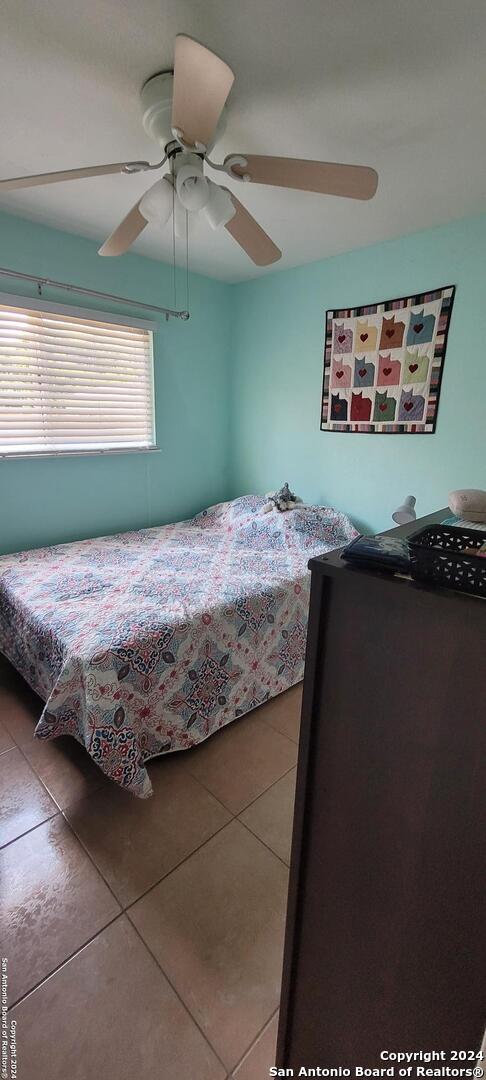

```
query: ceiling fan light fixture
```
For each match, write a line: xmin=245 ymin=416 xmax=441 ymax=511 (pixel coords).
xmin=8 ymin=35 xmax=378 ymax=267
xmin=138 ymin=176 xmax=173 ymax=224
xmin=203 ymin=181 xmax=236 ymax=230
xmin=175 ymin=156 xmax=210 ymax=212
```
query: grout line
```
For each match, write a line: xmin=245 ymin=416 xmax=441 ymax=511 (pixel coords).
xmin=258 ymin=685 xmax=303 ymax=746
xmin=36 ymin=772 xmax=106 ymax=815
xmin=120 ymin=815 xmax=234 ymax=911
xmin=0 ymin=733 xmax=61 ymax=852
xmin=19 ymin=733 xmax=109 ymax=812
xmin=7 ymin=714 xmax=107 ymax=813
xmin=1 ymin=717 xmax=106 ymax=849
xmin=177 ymin=766 xmax=237 ymax=811
xmin=6 ymin=725 xmax=57 ymax=783
xmin=2 ymin=682 xmax=296 ymax=1066
xmin=0 ymin=742 xmax=23 ymax=756
xmin=4 ymin=821 xmax=286 ymax=1074
xmin=235 ymin=761 xmax=297 ymax=817
xmin=180 ymin=754 xmax=298 ymax=819
xmin=58 ymin=752 xmax=294 ymax=935
xmin=76 ymin=811 xmax=130 ymax=895
xmin=260 ymin=714 xmax=300 ymax=744
xmin=126 ymin=913 xmax=229 ymax=1075
xmin=63 ymin=756 xmax=293 ymax=914
xmin=257 ymin=681 xmax=303 ymax=737
xmin=2 ymin=726 xmax=295 ymax=865
xmin=7 ymin=911 xmax=123 ymax=1011
xmin=59 ymin=810 xmax=131 ymax=908
xmin=152 ymin=759 xmax=235 ymax=821
xmin=0 ymin=744 xmax=17 ymax=756
xmin=236 ymin=815 xmax=291 ymax=871
xmin=230 ymin=1006 xmax=279 ymax=1076
xmin=7 ymin=811 xmax=282 ymax=1073
xmin=252 ymin=709 xmax=301 ymax=749
xmin=0 ymin=811 xmax=60 ymax=853
xmin=61 ymin=781 xmax=234 ymax=911
xmin=3 ymin=679 xmax=300 ymax=814
xmin=8 ymin=808 xmax=279 ymax=1076
xmin=58 ymin=805 xmax=285 ymax=1069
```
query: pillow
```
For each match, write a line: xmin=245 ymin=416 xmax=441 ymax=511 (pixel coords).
xmin=449 ymin=489 xmax=486 ymax=523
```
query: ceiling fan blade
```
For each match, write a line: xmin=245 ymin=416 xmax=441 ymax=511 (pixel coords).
xmin=223 ymin=191 xmax=281 ymax=266
xmin=98 ymin=201 xmax=148 ymax=257
xmin=226 ymin=155 xmax=378 ymax=200
xmin=172 ymin=34 xmax=234 ymax=150
xmin=0 ymin=161 xmax=152 ymax=193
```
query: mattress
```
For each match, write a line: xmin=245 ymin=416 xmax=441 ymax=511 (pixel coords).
xmin=0 ymin=496 xmax=357 ymax=796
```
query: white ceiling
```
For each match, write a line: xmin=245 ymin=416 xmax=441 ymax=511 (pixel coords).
xmin=1 ymin=0 xmax=486 ymax=283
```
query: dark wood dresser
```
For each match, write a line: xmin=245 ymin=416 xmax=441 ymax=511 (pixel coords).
xmin=278 ymin=510 xmax=486 ymax=1067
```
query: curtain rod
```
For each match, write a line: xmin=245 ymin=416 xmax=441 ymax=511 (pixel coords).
xmin=0 ymin=266 xmax=190 ymax=321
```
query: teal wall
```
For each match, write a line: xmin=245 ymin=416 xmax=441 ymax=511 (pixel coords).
xmin=229 ymin=213 xmax=486 ymax=533
xmin=0 ymin=211 xmax=231 ymax=554
xmin=1 ymin=209 xmax=485 ymax=553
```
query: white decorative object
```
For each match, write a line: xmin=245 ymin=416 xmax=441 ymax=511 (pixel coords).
xmin=448 ymin=489 xmax=486 ymax=523
xmin=392 ymin=495 xmax=417 ymax=525
xmin=262 ymin=483 xmax=302 ymax=513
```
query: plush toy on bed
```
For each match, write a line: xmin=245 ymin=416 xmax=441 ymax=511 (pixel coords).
xmin=262 ymin=482 xmax=302 ymax=513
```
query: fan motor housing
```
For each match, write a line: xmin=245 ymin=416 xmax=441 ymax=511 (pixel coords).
xmin=140 ymin=71 xmax=226 ymax=152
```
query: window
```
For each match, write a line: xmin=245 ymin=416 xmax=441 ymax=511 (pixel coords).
xmin=0 ymin=296 xmax=156 ymax=457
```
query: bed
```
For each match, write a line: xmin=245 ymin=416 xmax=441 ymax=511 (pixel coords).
xmin=0 ymin=496 xmax=357 ymax=796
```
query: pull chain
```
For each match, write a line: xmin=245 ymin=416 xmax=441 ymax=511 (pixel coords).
xmin=171 ymin=181 xmax=177 ymax=312
xmin=185 ymin=210 xmax=189 ymax=315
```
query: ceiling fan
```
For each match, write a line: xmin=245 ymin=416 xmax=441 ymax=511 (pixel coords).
xmin=0 ymin=35 xmax=378 ymax=267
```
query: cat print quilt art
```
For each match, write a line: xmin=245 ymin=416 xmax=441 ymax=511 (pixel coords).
xmin=373 ymin=390 xmax=397 ymax=422
xmin=330 ymin=392 xmax=348 ymax=420
xmin=321 ymin=285 xmax=455 ymax=434
xmin=331 ymin=359 xmax=352 ymax=387
xmin=356 ymin=320 xmax=378 ymax=352
xmin=377 ymin=353 xmax=401 ymax=385
xmin=353 ymin=357 xmax=375 ymax=387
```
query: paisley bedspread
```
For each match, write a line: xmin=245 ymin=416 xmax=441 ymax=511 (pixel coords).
xmin=0 ymin=496 xmax=357 ymax=796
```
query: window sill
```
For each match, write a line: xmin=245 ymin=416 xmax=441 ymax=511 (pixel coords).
xmin=0 ymin=447 xmax=161 ymax=461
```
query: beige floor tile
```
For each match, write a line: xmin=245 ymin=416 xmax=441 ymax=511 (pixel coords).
xmin=0 ymin=719 xmax=14 ymax=755
xmin=183 ymin=713 xmax=297 ymax=814
xmin=258 ymin=683 xmax=303 ymax=743
xmin=232 ymin=1012 xmax=279 ymax=1079
xmin=239 ymin=768 xmax=296 ymax=865
xmin=22 ymin=734 xmax=105 ymax=809
xmin=0 ymin=747 xmax=57 ymax=848
xmin=1 ymin=814 xmax=120 ymax=1003
xmin=130 ymin=820 xmax=289 ymax=1071
xmin=0 ymin=677 xmax=43 ymax=746
xmin=10 ymin=916 xmax=225 ymax=1080
xmin=65 ymin=755 xmax=231 ymax=907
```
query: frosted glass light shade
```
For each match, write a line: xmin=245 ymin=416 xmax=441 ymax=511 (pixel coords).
xmin=139 ymin=177 xmax=173 ymax=224
xmin=176 ymin=163 xmax=210 ymax=211
xmin=203 ymin=181 xmax=236 ymax=229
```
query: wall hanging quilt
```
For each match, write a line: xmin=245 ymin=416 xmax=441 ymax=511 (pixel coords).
xmin=320 ymin=284 xmax=455 ymax=434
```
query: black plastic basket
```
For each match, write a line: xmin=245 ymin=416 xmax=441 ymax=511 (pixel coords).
xmin=408 ymin=524 xmax=486 ymax=598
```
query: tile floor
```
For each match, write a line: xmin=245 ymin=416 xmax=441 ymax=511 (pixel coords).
xmin=0 ymin=654 xmax=302 ymax=1079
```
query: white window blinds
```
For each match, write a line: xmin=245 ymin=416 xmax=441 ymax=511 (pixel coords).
xmin=0 ymin=298 xmax=156 ymax=456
